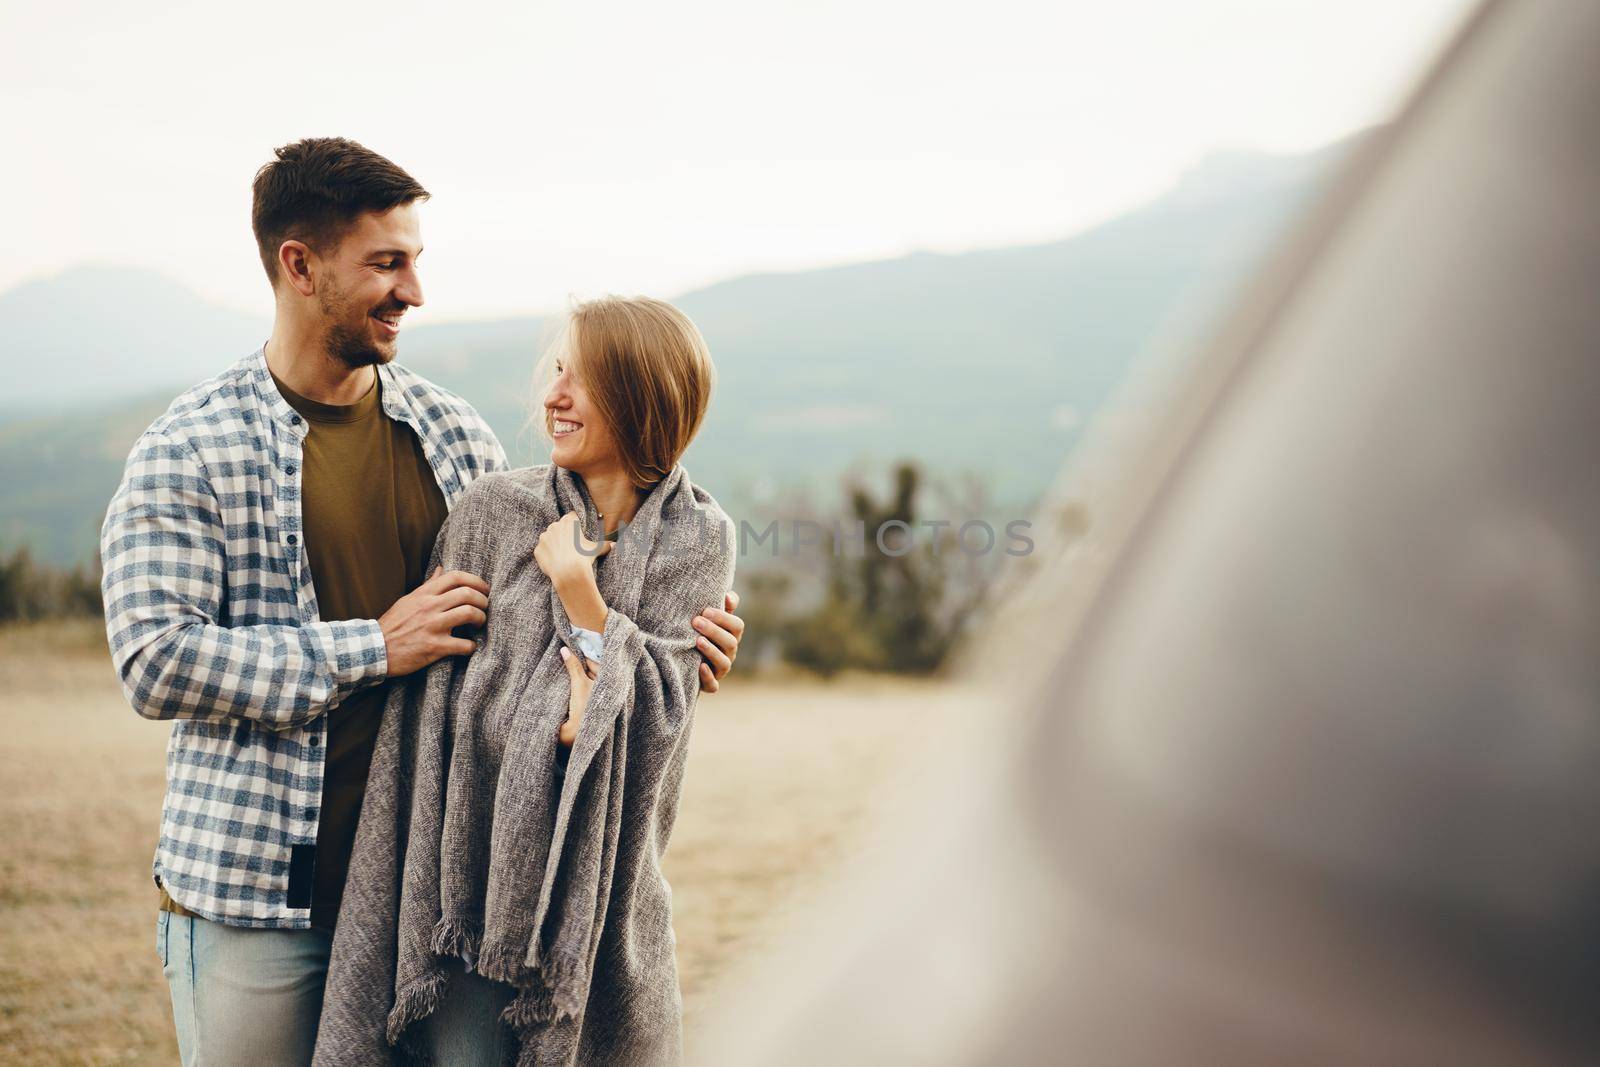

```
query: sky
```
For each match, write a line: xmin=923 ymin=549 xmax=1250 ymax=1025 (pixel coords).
xmin=2 ymin=0 xmax=1473 ymax=323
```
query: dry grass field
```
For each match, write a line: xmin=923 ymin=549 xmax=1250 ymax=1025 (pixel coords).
xmin=0 ymin=620 xmax=969 ymax=1065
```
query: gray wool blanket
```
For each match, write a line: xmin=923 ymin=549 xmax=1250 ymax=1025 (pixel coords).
xmin=313 ymin=462 xmax=736 ymax=1066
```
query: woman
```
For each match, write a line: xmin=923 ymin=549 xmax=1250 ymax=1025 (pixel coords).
xmin=313 ymin=296 xmax=738 ymax=1066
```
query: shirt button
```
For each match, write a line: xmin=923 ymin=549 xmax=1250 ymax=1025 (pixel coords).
xmin=285 ymin=464 xmax=297 ymax=476
xmin=286 ymin=533 xmax=299 ymax=546
xmin=290 ymin=414 xmax=302 ymax=425
xmin=309 ymin=734 xmax=321 ymax=747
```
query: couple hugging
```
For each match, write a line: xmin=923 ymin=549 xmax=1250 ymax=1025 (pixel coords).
xmin=99 ymin=136 xmax=747 ymax=1066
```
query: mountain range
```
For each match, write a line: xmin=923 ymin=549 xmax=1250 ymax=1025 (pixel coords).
xmin=0 ymin=134 xmax=1356 ymax=566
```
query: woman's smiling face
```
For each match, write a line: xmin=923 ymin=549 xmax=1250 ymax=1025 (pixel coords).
xmin=543 ymin=343 xmax=621 ymax=476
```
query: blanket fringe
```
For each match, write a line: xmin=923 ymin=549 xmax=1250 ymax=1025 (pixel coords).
xmin=538 ymin=948 xmax=588 ymax=1022
xmin=431 ymin=914 xmax=483 ymax=962
xmin=495 ymin=946 xmax=588 ymax=1034
xmin=386 ymin=966 xmax=449 ymax=1048
xmin=476 ymin=943 xmax=534 ymax=988
xmin=503 ymin=983 xmax=561 ymax=1030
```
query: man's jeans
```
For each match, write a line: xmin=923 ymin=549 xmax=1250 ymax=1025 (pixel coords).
xmin=156 ymin=910 xmax=333 ymax=1066
xmin=157 ymin=910 xmax=513 ymax=1065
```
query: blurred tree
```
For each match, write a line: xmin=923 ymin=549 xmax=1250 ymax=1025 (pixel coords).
xmin=0 ymin=545 xmax=102 ymax=623
xmin=778 ymin=461 xmax=988 ymax=677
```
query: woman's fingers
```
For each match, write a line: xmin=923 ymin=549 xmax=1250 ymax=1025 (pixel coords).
xmin=698 ymin=661 xmax=719 ymax=693
xmin=560 ymin=647 xmax=598 ymax=683
xmin=724 ymin=589 xmax=740 ymax=613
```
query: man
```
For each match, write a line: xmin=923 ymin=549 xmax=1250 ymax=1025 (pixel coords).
xmin=98 ymin=137 xmax=745 ymax=1065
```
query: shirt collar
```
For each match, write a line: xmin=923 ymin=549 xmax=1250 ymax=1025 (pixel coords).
xmin=251 ymin=343 xmax=415 ymax=434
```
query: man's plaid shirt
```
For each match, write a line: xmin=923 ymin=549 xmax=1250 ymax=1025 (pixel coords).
xmin=100 ymin=345 xmax=506 ymax=927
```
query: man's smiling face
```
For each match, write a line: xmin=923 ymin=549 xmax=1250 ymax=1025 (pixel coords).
xmin=315 ymin=201 xmax=424 ymax=368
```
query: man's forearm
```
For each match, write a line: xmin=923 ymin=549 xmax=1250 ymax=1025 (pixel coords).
xmin=100 ymin=424 xmax=391 ymax=731
xmin=110 ymin=614 xmax=388 ymax=729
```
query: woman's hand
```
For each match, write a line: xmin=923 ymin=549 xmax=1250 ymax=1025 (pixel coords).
xmin=558 ymin=646 xmax=598 ymax=746
xmin=535 ymin=512 xmax=611 ymax=590
xmin=536 ymin=513 xmax=612 ymax=631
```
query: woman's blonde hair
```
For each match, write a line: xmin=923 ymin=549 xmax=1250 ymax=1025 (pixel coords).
xmin=535 ymin=296 xmax=716 ymax=489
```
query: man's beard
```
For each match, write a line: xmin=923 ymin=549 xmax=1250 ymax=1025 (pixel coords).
xmin=324 ymin=319 xmax=385 ymax=369
xmin=319 ymin=282 xmax=393 ymax=369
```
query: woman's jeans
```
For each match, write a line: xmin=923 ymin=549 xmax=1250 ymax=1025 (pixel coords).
xmin=415 ymin=958 xmax=518 ymax=1066
xmin=157 ymin=910 xmax=515 ymax=1066
xmin=157 ymin=909 xmax=333 ymax=1066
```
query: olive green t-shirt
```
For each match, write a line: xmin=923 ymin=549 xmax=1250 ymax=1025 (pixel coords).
xmin=159 ymin=366 xmax=449 ymax=929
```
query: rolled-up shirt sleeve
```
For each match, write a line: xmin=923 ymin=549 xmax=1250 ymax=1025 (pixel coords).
xmin=569 ymin=625 xmax=605 ymax=662
xmin=100 ymin=428 xmax=388 ymax=730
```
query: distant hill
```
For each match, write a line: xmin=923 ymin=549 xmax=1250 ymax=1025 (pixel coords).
xmin=0 ymin=265 xmax=270 ymax=416
xmin=0 ymin=135 xmax=1358 ymax=566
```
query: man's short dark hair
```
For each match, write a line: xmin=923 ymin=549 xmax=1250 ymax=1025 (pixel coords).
xmin=251 ymin=137 xmax=430 ymax=288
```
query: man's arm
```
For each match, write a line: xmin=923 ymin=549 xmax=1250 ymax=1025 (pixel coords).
xmin=693 ymin=590 xmax=743 ymax=693
xmin=100 ymin=430 xmax=485 ymax=730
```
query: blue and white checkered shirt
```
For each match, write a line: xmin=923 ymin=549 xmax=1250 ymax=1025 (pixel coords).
xmin=100 ymin=345 xmax=519 ymax=927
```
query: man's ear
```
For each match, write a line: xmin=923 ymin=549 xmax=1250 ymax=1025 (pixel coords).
xmin=278 ymin=239 xmax=317 ymax=298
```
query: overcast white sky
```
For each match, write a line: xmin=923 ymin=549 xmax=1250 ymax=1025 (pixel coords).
xmin=3 ymin=0 xmax=1472 ymax=322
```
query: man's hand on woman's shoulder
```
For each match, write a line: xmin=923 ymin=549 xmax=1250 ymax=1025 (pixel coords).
xmin=694 ymin=590 xmax=743 ymax=693
xmin=379 ymin=566 xmax=491 ymax=677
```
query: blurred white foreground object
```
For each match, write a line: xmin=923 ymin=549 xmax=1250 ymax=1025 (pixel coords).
xmin=698 ymin=0 xmax=1600 ymax=1063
